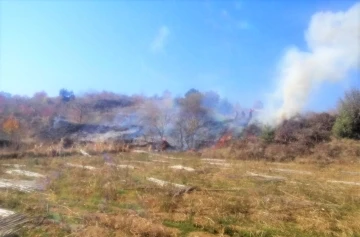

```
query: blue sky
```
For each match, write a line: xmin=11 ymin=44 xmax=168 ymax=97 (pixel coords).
xmin=0 ymin=0 xmax=359 ymax=111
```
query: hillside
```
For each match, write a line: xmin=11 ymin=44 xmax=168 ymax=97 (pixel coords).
xmin=0 ymin=88 xmax=359 ymax=164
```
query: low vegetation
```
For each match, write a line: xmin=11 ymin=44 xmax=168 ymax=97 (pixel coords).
xmin=332 ymin=88 xmax=360 ymax=139
xmin=0 ymin=152 xmax=358 ymax=236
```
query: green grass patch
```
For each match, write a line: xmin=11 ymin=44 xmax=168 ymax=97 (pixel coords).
xmin=163 ymin=220 xmax=201 ymax=236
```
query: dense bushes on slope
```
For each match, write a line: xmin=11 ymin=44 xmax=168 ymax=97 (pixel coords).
xmin=332 ymin=88 xmax=360 ymax=139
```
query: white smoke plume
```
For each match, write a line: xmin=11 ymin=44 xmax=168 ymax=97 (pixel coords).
xmin=266 ymin=2 xmax=360 ymax=125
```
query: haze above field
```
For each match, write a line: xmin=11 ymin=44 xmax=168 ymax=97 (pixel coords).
xmin=0 ymin=0 xmax=359 ymax=118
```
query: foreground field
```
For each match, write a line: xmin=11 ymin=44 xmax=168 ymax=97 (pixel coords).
xmin=0 ymin=151 xmax=359 ymax=237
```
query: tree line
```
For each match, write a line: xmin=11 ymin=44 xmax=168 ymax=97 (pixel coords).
xmin=0 ymin=88 xmax=359 ymax=151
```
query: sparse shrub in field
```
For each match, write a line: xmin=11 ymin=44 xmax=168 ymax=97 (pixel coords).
xmin=310 ymin=143 xmax=339 ymax=162
xmin=265 ymin=144 xmax=292 ymax=161
xmin=260 ymin=125 xmax=275 ymax=144
xmin=233 ymin=140 xmax=265 ymax=160
xmin=332 ymin=88 xmax=360 ymax=139
xmin=60 ymin=137 xmax=73 ymax=149
xmin=287 ymin=142 xmax=309 ymax=157
xmin=328 ymin=145 xmax=342 ymax=159
xmin=102 ymin=181 xmax=118 ymax=201
xmin=245 ymin=142 xmax=265 ymax=159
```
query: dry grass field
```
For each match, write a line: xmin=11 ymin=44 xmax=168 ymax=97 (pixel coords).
xmin=0 ymin=150 xmax=359 ymax=237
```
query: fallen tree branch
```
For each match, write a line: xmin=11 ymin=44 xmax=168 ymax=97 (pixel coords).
xmin=146 ymin=177 xmax=186 ymax=189
xmin=327 ymin=180 xmax=360 ymax=186
xmin=270 ymin=168 xmax=312 ymax=175
xmin=246 ymin=172 xmax=286 ymax=181
xmin=79 ymin=149 xmax=91 ymax=157
xmin=65 ymin=163 xmax=96 ymax=170
xmin=0 ymin=213 xmax=30 ymax=237
xmin=169 ymin=165 xmax=195 ymax=172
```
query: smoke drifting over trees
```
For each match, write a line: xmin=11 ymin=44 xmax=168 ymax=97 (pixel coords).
xmin=1 ymin=84 xmax=360 ymax=160
xmin=0 ymin=88 xmax=259 ymax=150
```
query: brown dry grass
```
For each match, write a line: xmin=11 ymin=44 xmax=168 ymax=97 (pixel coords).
xmin=0 ymin=146 xmax=359 ymax=236
xmin=201 ymin=137 xmax=360 ymax=165
xmin=0 ymin=141 xmax=131 ymax=159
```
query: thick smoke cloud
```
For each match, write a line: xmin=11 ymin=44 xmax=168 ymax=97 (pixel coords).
xmin=267 ymin=3 xmax=360 ymax=125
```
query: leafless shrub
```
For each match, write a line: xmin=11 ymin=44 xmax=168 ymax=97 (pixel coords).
xmin=265 ymin=144 xmax=293 ymax=161
xmin=274 ymin=116 xmax=307 ymax=144
xmin=232 ymin=139 xmax=265 ymax=160
xmin=274 ymin=113 xmax=335 ymax=149
xmin=60 ymin=137 xmax=73 ymax=149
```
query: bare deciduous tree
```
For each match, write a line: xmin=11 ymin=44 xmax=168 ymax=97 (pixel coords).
xmin=140 ymin=100 xmax=172 ymax=141
xmin=172 ymin=90 xmax=212 ymax=150
xmin=69 ymin=100 xmax=92 ymax=123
